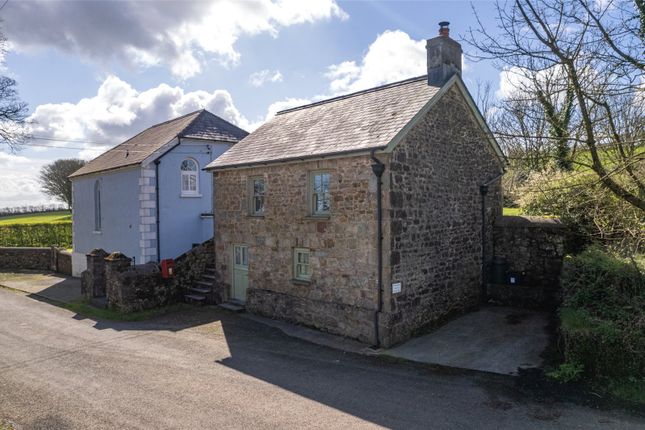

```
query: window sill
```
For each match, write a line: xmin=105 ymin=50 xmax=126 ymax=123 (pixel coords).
xmin=302 ymin=214 xmax=331 ymax=221
xmin=92 ymin=231 xmax=102 ymax=235
xmin=200 ymin=213 xmax=214 ymax=219
xmin=246 ymin=213 xmax=266 ymax=218
xmin=180 ymin=193 xmax=202 ymax=198
xmin=291 ymin=278 xmax=312 ymax=286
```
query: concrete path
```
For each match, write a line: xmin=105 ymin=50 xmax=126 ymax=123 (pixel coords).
xmin=0 ymin=270 xmax=82 ymax=303
xmin=385 ymin=307 xmax=551 ymax=375
xmin=1 ymin=289 xmax=643 ymax=429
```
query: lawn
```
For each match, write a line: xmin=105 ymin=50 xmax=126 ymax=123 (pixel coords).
xmin=503 ymin=207 xmax=522 ymax=216
xmin=0 ymin=210 xmax=71 ymax=226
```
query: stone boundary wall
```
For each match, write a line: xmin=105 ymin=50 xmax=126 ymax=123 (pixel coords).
xmin=81 ymin=241 xmax=213 ymax=311
xmin=490 ymin=216 xmax=566 ymax=308
xmin=0 ymin=247 xmax=72 ymax=274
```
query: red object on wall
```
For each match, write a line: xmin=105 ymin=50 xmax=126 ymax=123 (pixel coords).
xmin=161 ymin=259 xmax=175 ymax=278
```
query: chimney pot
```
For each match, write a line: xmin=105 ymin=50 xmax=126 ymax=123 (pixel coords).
xmin=439 ymin=21 xmax=450 ymax=37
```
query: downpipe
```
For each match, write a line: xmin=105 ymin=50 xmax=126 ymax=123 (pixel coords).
xmin=479 ymin=171 xmax=504 ymax=303
xmin=370 ymin=150 xmax=385 ymax=348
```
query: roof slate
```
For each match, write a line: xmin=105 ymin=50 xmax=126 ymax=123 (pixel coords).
xmin=206 ymin=76 xmax=440 ymax=170
xmin=70 ymin=110 xmax=248 ymax=178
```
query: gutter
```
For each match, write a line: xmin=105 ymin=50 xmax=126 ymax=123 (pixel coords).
xmin=479 ymin=170 xmax=505 ymax=302
xmin=370 ymin=150 xmax=385 ymax=348
xmin=153 ymin=135 xmax=182 ymax=262
xmin=206 ymin=146 xmax=388 ymax=172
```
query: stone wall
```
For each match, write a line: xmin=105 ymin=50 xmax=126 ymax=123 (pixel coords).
xmin=103 ymin=252 xmax=178 ymax=313
xmin=55 ymin=250 xmax=72 ymax=275
xmin=382 ymin=85 xmax=504 ymax=347
xmin=0 ymin=247 xmax=72 ymax=274
xmin=489 ymin=216 xmax=566 ymax=308
xmin=213 ymin=155 xmax=380 ymax=343
xmin=80 ymin=243 xmax=212 ymax=310
xmin=173 ymin=239 xmax=216 ymax=303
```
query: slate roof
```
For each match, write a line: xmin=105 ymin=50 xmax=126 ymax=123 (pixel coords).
xmin=70 ymin=110 xmax=248 ymax=178
xmin=205 ymin=76 xmax=440 ymax=170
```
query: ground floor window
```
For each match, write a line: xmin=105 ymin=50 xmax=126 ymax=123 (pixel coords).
xmin=293 ymin=248 xmax=311 ymax=281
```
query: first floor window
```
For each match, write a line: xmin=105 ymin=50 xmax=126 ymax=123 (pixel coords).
xmin=181 ymin=158 xmax=199 ymax=195
xmin=249 ymin=177 xmax=266 ymax=215
xmin=311 ymin=172 xmax=331 ymax=215
xmin=293 ymin=248 xmax=311 ymax=281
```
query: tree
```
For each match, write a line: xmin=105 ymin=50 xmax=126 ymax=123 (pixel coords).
xmin=39 ymin=159 xmax=86 ymax=209
xmin=0 ymin=29 xmax=28 ymax=151
xmin=466 ymin=0 xmax=645 ymax=211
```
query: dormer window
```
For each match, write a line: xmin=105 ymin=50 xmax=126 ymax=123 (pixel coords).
xmin=181 ymin=158 xmax=199 ymax=196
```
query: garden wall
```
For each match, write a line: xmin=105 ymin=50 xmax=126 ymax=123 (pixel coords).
xmin=81 ymin=241 xmax=214 ymax=312
xmin=0 ymin=247 xmax=72 ymax=275
xmin=489 ymin=216 xmax=566 ymax=308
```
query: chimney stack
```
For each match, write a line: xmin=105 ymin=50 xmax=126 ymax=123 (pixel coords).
xmin=426 ymin=21 xmax=462 ymax=87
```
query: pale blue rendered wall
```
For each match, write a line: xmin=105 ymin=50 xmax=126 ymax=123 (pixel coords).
xmin=71 ymin=167 xmax=141 ymax=273
xmin=157 ymin=139 xmax=232 ymax=259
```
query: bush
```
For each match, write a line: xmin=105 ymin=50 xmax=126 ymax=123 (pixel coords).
xmin=518 ymin=169 xmax=644 ymax=254
xmin=0 ymin=222 xmax=72 ymax=248
xmin=559 ymin=247 xmax=645 ymax=381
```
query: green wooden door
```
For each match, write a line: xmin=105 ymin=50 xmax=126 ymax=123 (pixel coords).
xmin=232 ymin=244 xmax=249 ymax=302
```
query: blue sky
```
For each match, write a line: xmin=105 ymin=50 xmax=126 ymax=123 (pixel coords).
xmin=0 ymin=0 xmax=502 ymax=207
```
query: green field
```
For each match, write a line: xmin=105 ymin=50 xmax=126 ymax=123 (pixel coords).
xmin=0 ymin=210 xmax=71 ymax=226
xmin=503 ymin=207 xmax=522 ymax=216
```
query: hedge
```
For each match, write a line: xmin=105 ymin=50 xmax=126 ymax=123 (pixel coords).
xmin=0 ymin=223 xmax=72 ymax=248
xmin=559 ymin=247 xmax=645 ymax=380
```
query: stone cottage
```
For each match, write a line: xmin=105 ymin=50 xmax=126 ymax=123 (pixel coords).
xmin=205 ymin=23 xmax=506 ymax=347
xmin=69 ymin=110 xmax=248 ymax=276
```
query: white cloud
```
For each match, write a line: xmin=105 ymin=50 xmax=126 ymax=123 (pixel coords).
xmin=4 ymin=0 xmax=347 ymax=79
xmin=28 ymin=75 xmax=253 ymax=146
xmin=325 ymin=30 xmax=426 ymax=94
xmin=264 ymin=97 xmax=311 ymax=120
xmin=249 ymin=69 xmax=284 ymax=87
xmin=0 ymin=152 xmax=56 ymax=207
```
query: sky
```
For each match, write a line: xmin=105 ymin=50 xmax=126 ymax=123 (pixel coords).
xmin=0 ymin=0 xmax=504 ymax=208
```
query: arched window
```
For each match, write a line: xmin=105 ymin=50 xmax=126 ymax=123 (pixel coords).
xmin=181 ymin=158 xmax=199 ymax=196
xmin=94 ymin=180 xmax=101 ymax=232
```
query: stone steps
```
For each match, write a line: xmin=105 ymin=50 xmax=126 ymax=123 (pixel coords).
xmin=218 ymin=301 xmax=245 ymax=313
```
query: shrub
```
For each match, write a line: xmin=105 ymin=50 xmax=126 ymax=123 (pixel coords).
xmin=0 ymin=222 xmax=72 ymax=248
xmin=559 ymin=247 xmax=645 ymax=380
xmin=518 ymin=169 xmax=644 ymax=254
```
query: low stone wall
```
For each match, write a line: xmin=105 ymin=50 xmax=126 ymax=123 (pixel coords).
xmin=490 ymin=216 xmax=566 ymax=308
xmin=55 ymin=250 xmax=72 ymax=275
xmin=247 ymin=288 xmax=375 ymax=343
xmin=105 ymin=252 xmax=177 ymax=313
xmin=0 ymin=247 xmax=71 ymax=274
xmin=80 ymin=242 xmax=214 ymax=311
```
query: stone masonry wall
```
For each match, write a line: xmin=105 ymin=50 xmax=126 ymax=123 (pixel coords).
xmin=383 ymin=85 xmax=504 ymax=347
xmin=213 ymin=155 xmax=380 ymax=343
xmin=489 ymin=216 xmax=566 ymax=308
xmin=0 ymin=247 xmax=72 ymax=274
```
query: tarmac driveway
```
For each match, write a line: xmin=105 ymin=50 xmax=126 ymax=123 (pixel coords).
xmin=0 ymin=288 xmax=643 ymax=429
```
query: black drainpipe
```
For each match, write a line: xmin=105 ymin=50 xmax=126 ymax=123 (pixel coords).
xmin=479 ymin=171 xmax=504 ymax=302
xmin=154 ymin=135 xmax=182 ymax=262
xmin=370 ymin=150 xmax=385 ymax=348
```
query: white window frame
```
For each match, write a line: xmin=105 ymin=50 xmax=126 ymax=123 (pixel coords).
xmin=180 ymin=158 xmax=200 ymax=197
xmin=310 ymin=171 xmax=331 ymax=216
xmin=293 ymin=248 xmax=312 ymax=281
xmin=248 ymin=176 xmax=266 ymax=216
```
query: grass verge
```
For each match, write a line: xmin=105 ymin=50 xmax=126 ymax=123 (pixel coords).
xmin=62 ymin=300 xmax=190 ymax=321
